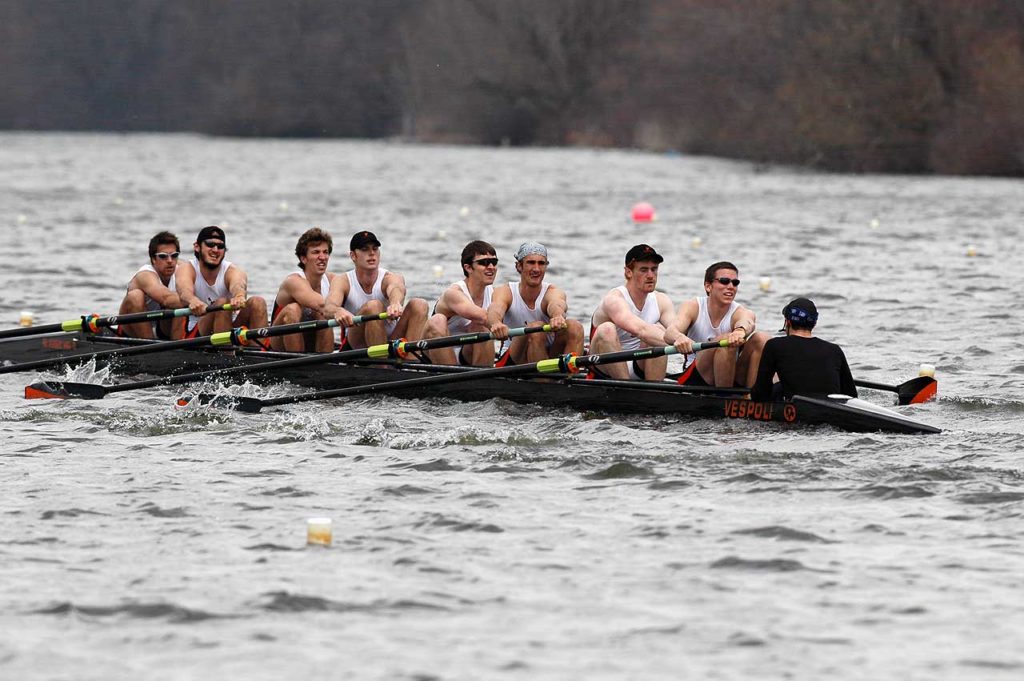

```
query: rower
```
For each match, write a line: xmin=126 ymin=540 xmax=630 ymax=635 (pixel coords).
xmin=750 ymin=297 xmax=857 ymax=401
xmin=487 ymin=241 xmax=584 ymax=364
xmin=423 ymin=240 xmax=498 ymax=366
xmin=270 ymin=227 xmax=339 ymax=352
xmin=323 ymin=230 xmax=428 ymax=350
xmin=118 ymin=231 xmax=185 ymax=339
xmin=175 ymin=225 xmax=268 ymax=337
xmin=673 ymin=261 xmax=769 ymax=388
xmin=589 ymin=244 xmax=689 ymax=381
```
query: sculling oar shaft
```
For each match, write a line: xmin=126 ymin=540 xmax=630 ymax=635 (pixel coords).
xmin=26 ymin=322 xmax=547 ymax=400
xmin=201 ymin=339 xmax=727 ymax=413
xmin=6 ymin=316 xmax=350 ymax=376
xmin=0 ymin=304 xmax=233 ymax=341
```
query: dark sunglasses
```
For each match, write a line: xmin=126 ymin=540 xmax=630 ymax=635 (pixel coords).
xmin=714 ymin=277 xmax=740 ymax=287
xmin=473 ymin=257 xmax=499 ymax=267
xmin=154 ymin=252 xmax=180 ymax=261
xmin=203 ymin=240 xmax=226 ymax=250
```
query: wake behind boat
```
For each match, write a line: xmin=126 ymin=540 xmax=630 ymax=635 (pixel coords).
xmin=2 ymin=329 xmax=940 ymax=435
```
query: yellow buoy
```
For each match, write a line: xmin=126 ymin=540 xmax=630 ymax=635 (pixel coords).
xmin=759 ymin=276 xmax=772 ymax=292
xmin=19 ymin=310 xmax=34 ymax=327
xmin=307 ymin=517 xmax=332 ymax=546
xmin=919 ymin=364 xmax=936 ymax=378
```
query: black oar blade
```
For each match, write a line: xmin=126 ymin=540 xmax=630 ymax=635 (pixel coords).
xmin=896 ymin=376 xmax=937 ymax=405
xmin=24 ymin=381 xmax=108 ymax=400
xmin=176 ymin=392 xmax=265 ymax=413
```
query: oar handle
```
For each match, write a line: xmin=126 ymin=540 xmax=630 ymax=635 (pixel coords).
xmin=0 ymin=304 xmax=233 ymax=340
xmin=0 ymin=316 xmax=338 ymax=375
xmin=552 ymin=340 xmax=728 ymax=374
xmin=391 ymin=324 xmax=552 ymax=359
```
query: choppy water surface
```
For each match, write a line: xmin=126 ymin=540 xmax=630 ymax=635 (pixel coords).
xmin=1 ymin=133 xmax=1022 ymax=680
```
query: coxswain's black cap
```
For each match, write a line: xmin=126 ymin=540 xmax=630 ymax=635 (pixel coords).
xmin=196 ymin=225 xmax=226 ymax=244
xmin=782 ymin=297 xmax=819 ymax=325
xmin=350 ymin=230 xmax=381 ymax=250
xmin=625 ymin=244 xmax=664 ymax=265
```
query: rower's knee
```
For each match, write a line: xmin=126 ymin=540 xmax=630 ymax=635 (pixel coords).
xmin=359 ymin=299 xmax=385 ymax=315
xmin=405 ymin=298 xmax=428 ymax=319
xmin=120 ymin=289 xmax=146 ymax=314
xmin=590 ymin=322 xmax=618 ymax=348
xmin=425 ymin=313 xmax=447 ymax=337
xmin=273 ymin=302 xmax=303 ymax=326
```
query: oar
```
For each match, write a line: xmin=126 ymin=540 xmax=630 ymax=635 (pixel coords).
xmin=855 ymin=376 xmax=937 ymax=405
xmin=194 ymin=340 xmax=729 ymax=413
xmin=0 ymin=304 xmax=233 ymax=341
xmin=26 ymin=321 xmax=545 ymax=400
xmin=4 ymin=313 xmax=373 ymax=377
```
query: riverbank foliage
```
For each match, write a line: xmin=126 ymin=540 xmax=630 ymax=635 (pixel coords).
xmin=1 ymin=0 xmax=1021 ymax=175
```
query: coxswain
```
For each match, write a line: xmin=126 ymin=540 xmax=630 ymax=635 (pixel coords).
xmin=750 ymin=297 xmax=857 ymax=401
xmin=118 ymin=231 xmax=185 ymax=339
xmin=589 ymin=244 xmax=689 ymax=381
xmin=487 ymin=241 xmax=584 ymax=364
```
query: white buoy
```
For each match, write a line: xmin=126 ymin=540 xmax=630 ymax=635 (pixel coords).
xmin=436 ymin=229 xmax=447 ymax=240
xmin=869 ymin=218 xmax=880 ymax=229
xmin=966 ymin=244 xmax=977 ymax=257
xmin=459 ymin=206 xmax=470 ymax=218
xmin=279 ymin=201 xmax=289 ymax=211
xmin=17 ymin=214 xmax=27 ymax=224
xmin=759 ymin=276 xmax=772 ymax=292
xmin=691 ymin=236 xmax=702 ymax=249
xmin=113 ymin=197 xmax=124 ymax=206
xmin=919 ymin=364 xmax=936 ymax=378
xmin=432 ymin=265 xmax=444 ymax=279
xmin=19 ymin=310 xmax=34 ymax=327
xmin=307 ymin=517 xmax=332 ymax=546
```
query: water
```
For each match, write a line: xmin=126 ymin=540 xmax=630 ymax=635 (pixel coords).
xmin=1 ymin=132 xmax=1023 ymax=679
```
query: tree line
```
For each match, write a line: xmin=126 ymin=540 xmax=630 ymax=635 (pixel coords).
xmin=1 ymin=0 xmax=1021 ymax=175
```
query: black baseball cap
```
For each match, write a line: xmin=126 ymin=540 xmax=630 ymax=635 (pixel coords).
xmin=350 ymin=230 xmax=381 ymax=250
xmin=196 ymin=225 xmax=226 ymax=244
xmin=625 ymin=244 xmax=664 ymax=265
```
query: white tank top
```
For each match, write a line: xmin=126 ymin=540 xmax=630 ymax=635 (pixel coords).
xmin=188 ymin=256 xmax=233 ymax=328
xmin=342 ymin=268 xmax=398 ymax=335
xmin=444 ymin=280 xmax=493 ymax=334
xmin=130 ymin=263 xmax=176 ymax=312
xmin=614 ymin=285 xmax=660 ymax=352
xmin=501 ymin=281 xmax=553 ymax=352
xmin=685 ymin=296 xmax=739 ymax=361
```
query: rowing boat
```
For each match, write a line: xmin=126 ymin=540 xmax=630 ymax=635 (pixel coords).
xmin=1 ymin=330 xmax=940 ymax=434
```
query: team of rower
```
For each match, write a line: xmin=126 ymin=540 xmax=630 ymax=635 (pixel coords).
xmin=120 ymin=225 xmax=856 ymax=400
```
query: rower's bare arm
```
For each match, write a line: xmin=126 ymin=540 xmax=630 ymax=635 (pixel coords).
xmin=445 ymin=287 xmax=487 ymax=324
xmin=730 ymin=307 xmax=757 ymax=344
xmin=486 ymin=286 xmax=513 ymax=338
xmin=282 ymin=274 xmax=326 ymax=313
xmin=603 ymin=293 xmax=661 ymax=346
xmin=381 ymin=272 xmax=407 ymax=317
xmin=324 ymin=276 xmax=354 ymax=325
xmin=224 ymin=266 xmax=248 ymax=308
xmin=655 ymin=293 xmax=691 ymax=350
xmin=669 ymin=299 xmax=699 ymax=352
xmin=135 ymin=271 xmax=180 ymax=308
xmin=542 ymin=286 xmax=569 ymax=329
xmin=175 ymin=262 xmax=205 ymax=314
